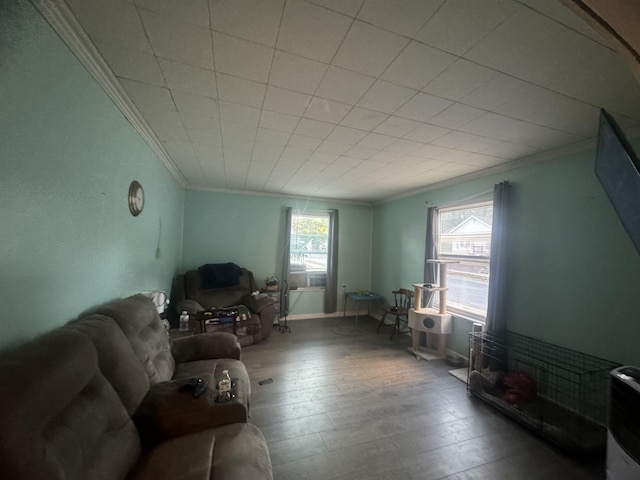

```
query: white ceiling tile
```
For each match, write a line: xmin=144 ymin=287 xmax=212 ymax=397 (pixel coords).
xmin=373 ymin=115 xmax=421 ymax=137
xmin=158 ymin=58 xmax=217 ymax=98
xmin=314 ymin=66 xmax=376 ymax=105
xmin=294 ymin=118 xmax=335 ymax=139
xmin=219 ymin=103 xmax=261 ymax=130
xmin=259 ymin=110 xmax=301 ymax=133
xmin=216 ymin=74 xmax=266 ymax=109
xmin=288 ymin=134 xmax=322 ymax=150
xmin=459 ymin=74 xmax=539 ymax=110
xmin=356 ymin=132 xmax=396 ymax=150
xmin=180 ymin=112 xmax=220 ymax=134
xmin=164 ymin=139 xmax=196 ymax=162
xmin=99 ymin=45 xmax=164 ymax=85
xmin=380 ymin=41 xmax=457 ymax=90
xmin=412 ymin=143 xmax=449 ymax=158
xmin=139 ymin=10 xmax=213 ymax=69
xmin=368 ymin=150 xmax=402 ymax=164
xmin=340 ymin=107 xmax=388 ymax=130
xmin=432 ymin=130 xmax=500 ymax=152
xmin=172 ymin=90 xmax=219 ymax=117
xmin=429 ymin=103 xmax=487 ymax=129
xmin=253 ymin=141 xmax=285 ymax=159
xmin=384 ymin=138 xmax=424 ymax=155
xmin=308 ymin=0 xmax=364 ymax=16
xmin=332 ymin=20 xmax=409 ymax=77
xmin=66 ymin=0 xmax=153 ymax=54
xmin=326 ymin=126 xmax=368 ymax=144
xmin=480 ymin=141 xmax=537 ymax=159
xmin=423 ymin=59 xmax=498 ymax=101
xmin=464 ymin=8 xmax=586 ymax=85
xmin=281 ymin=145 xmax=312 ymax=161
xmin=395 ymin=93 xmax=452 ymax=123
xmin=357 ymin=0 xmax=442 ymax=37
xmin=403 ymin=123 xmax=450 ymax=143
xmin=263 ymin=86 xmax=311 ymax=116
xmin=193 ymin=142 xmax=223 ymax=162
xmin=415 ymin=0 xmax=521 ymax=55
xmin=309 ymin=151 xmax=340 ymax=164
xmin=269 ymin=51 xmax=329 ymax=95
xmin=277 ymin=0 xmax=352 ymax=62
xmin=494 ymin=89 xmax=600 ymax=136
xmin=256 ymin=127 xmax=291 ymax=146
xmin=135 ymin=0 xmax=209 ymax=28
xmin=119 ymin=78 xmax=175 ymax=111
xmin=357 ymin=80 xmax=417 ymax=115
xmin=186 ymin=129 xmax=222 ymax=147
xmin=316 ymin=140 xmax=352 ymax=155
xmin=213 ymin=32 xmax=273 ymax=83
xmin=304 ymin=97 xmax=351 ymax=123
xmin=144 ymin=110 xmax=188 ymax=141
xmin=345 ymin=145 xmax=378 ymax=159
xmin=210 ymin=0 xmax=284 ymax=46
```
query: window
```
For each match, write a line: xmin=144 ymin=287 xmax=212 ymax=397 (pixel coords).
xmin=437 ymin=201 xmax=493 ymax=321
xmin=290 ymin=213 xmax=329 ymax=288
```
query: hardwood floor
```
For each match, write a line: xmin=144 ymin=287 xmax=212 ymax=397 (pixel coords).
xmin=242 ymin=316 xmax=605 ymax=479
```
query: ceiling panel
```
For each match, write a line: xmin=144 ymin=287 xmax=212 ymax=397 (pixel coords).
xmin=59 ymin=0 xmax=640 ymax=203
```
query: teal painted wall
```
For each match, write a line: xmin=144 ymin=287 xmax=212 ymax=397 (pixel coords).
xmin=182 ymin=190 xmax=372 ymax=315
xmin=372 ymin=150 xmax=640 ymax=365
xmin=0 ymin=0 xmax=184 ymax=349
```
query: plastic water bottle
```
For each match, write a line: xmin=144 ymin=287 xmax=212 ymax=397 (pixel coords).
xmin=218 ymin=369 xmax=232 ymax=399
xmin=179 ymin=311 xmax=189 ymax=332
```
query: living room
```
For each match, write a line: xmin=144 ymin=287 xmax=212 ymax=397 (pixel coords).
xmin=3 ymin=0 xmax=639 ymax=367
xmin=3 ymin=0 xmax=640 ymax=478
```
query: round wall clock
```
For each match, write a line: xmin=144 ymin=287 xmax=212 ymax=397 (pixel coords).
xmin=128 ymin=180 xmax=144 ymax=216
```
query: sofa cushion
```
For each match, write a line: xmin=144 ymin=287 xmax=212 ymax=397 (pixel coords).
xmin=0 ymin=329 xmax=140 ymax=480
xmin=129 ymin=424 xmax=272 ymax=480
xmin=66 ymin=314 xmax=151 ymax=415
xmin=96 ymin=294 xmax=175 ymax=384
xmin=127 ymin=429 xmax=215 ymax=480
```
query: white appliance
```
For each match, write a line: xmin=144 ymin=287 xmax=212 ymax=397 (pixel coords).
xmin=607 ymin=366 xmax=640 ymax=480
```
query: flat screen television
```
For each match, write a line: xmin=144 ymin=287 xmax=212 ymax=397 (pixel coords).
xmin=595 ymin=109 xmax=640 ymax=255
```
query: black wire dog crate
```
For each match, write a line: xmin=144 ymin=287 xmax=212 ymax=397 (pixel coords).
xmin=468 ymin=331 xmax=620 ymax=457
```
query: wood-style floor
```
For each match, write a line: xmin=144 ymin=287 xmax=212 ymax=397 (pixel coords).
xmin=241 ymin=316 xmax=605 ymax=480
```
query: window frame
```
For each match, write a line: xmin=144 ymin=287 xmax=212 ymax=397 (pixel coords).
xmin=436 ymin=200 xmax=493 ymax=323
xmin=289 ymin=211 xmax=330 ymax=289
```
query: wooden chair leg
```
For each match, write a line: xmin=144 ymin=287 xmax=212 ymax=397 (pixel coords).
xmin=376 ymin=312 xmax=388 ymax=332
xmin=389 ymin=315 xmax=400 ymax=340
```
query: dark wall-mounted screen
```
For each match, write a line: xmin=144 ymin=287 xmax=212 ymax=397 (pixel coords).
xmin=595 ymin=109 xmax=640 ymax=254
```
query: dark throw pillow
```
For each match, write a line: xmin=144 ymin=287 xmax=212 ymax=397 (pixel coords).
xmin=199 ymin=263 xmax=242 ymax=288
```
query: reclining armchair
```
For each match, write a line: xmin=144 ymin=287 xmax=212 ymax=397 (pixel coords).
xmin=171 ymin=263 xmax=275 ymax=346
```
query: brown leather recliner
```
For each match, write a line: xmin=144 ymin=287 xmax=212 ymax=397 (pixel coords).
xmin=171 ymin=264 xmax=275 ymax=345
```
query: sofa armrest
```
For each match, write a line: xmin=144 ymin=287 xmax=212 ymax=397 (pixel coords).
xmin=175 ymin=299 xmax=205 ymax=315
xmin=243 ymin=294 xmax=275 ymax=314
xmin=171 ymin=332 xmax=241 ymax=363
xmin=133 ymin=377 xmax=247 ymax=445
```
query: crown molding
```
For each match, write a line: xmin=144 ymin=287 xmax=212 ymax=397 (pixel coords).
xmin=30 ymin=0 xmax=187 ymax=187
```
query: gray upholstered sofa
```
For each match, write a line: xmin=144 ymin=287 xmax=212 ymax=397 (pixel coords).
xmin=172 ymin=264 xmax=275 ymax=346
xmin=0 ymin=294 xmax=272 ymax=480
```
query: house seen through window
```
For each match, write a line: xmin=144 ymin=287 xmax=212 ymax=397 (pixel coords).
xmin=290 ymin=213 xmax=329 ymax=288
xmin=437 ymin=201 xmax=493 ymax=321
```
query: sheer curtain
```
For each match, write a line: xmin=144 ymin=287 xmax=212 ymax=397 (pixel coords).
xmin=485 ymin=181 xmax=511 ymax=332
xmin=423 ymin=206 xmax=439 ymax=309
xmin=280 ymin=207 xmax=293 ymax=318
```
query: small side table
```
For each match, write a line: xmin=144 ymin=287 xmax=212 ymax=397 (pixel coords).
xmin=343 ymin=291 xmax=383 ymax=323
